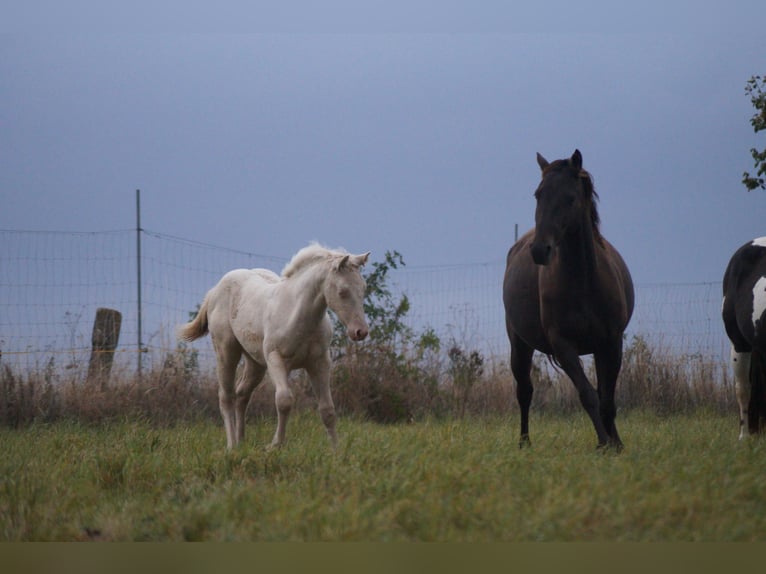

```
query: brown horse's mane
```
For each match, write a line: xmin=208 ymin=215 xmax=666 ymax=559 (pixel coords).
xmin=542 ymin=160 xmax=603 ymax=245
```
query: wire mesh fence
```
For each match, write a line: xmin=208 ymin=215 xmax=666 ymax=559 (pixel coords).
xmin=0 ymin=229 xmax=729 ymax=378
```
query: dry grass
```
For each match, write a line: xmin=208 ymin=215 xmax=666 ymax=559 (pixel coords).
xmin=0 ymin=335 xmax=735 ymax=428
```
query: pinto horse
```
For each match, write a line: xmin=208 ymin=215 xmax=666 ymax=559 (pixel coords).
xmin=179 ymin=243 xmax=370 ymax=449
xmin=722 ymin=237 xmax=766 ymax=438
xmin=503 ymin=150 xmax=634 ymax=450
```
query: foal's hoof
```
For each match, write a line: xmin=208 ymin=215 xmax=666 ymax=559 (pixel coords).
xmin=519 ymin=435 xmax=531 ymax=449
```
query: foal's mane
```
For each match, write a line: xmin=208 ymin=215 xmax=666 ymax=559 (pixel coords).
xmin=542 ymin=160 xmax=603 ymax=244
xmin=281 ymin=243 xmax=349 ymax=278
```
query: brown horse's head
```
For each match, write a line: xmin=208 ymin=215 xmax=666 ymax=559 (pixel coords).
xmin=530 ymin=149 xmax=601 ymax=265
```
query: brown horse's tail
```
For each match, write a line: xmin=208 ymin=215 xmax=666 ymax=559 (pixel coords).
xmin=177 ymin=298 xmax=209 ymax=342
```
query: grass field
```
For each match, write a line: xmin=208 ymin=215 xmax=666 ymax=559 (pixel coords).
xmin=2 ymin=410 xmax=766 ymax=542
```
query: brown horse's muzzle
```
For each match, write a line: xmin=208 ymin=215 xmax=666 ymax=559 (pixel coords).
xmin=530 ymin=238 xmax=554 ymax=266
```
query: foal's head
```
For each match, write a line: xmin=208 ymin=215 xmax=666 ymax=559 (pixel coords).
xmin=530 ymin=149 xmax=601 ymax=265
xmin=324 ymin=252 xmax=370 ymax=342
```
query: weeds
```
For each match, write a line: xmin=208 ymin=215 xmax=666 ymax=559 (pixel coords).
xmin=0 ymin=334 xmax=735 ymax=428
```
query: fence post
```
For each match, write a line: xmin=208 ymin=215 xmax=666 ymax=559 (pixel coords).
xmin=86 ymin=307 xmax=122 ymax=389
xmin=136 ymin=188 xmax=143 ymax=378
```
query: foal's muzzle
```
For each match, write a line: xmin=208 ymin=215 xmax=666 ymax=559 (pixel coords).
xmin=348 ymin=324 xmax=369 ymax=341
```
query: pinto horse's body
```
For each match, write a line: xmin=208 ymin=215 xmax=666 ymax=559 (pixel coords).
xmin=179 ymin=243 xmax=370 ymax=449
xmin=722 ymin=237 xmax=766 ymax=438
xmin=503 ymin=150 xmax=634 ymax=450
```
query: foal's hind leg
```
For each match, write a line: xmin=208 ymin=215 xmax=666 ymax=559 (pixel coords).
xmin=510 ymin=333 xmax=535 ymax=448
xmin=234 ymin=355 xmax=267 ymax=446
xmin=594 ymin=340 xmax=625 ymax=451
xmin=212 ymin=336 xmax=243 ymax=449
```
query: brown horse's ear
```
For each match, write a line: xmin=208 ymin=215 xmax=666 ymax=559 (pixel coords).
xmin=536 ymin=153 xmax=549 ymax=171
xmin=571 ymin=149 xmax=582 ymax=171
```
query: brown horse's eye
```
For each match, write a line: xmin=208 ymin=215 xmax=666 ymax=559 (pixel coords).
xmin=339 ymin=289 xmax=350 ymax=299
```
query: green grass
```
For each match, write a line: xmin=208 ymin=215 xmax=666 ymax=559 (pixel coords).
xmin=2 ymin=410 xmax=766 ymax=541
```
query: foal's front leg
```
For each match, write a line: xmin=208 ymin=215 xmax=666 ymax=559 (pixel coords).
xmin=306 ymin=352 xmax=338 ymax=448
xmin=266 ymin=351 xmax=294 ymax=448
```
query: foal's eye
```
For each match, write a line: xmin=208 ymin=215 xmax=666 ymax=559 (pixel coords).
xmin=339 ymin=289 xmax=350 ymax=299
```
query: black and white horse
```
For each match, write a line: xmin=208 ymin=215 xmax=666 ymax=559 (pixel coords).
xmin=722 ymin=237 xmax=766 ymax=439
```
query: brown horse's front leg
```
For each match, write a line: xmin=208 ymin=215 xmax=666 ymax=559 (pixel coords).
xmin=594 ymin=340 xmax=625 ymax=451
xmin=510 ymin=334 xmax=534 ymax=448
xmin=551 ymin=339 xmax=611 ymax=449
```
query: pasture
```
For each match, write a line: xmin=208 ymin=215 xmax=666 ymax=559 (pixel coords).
xmin=3 ymin=410 xmax=766 ymax=542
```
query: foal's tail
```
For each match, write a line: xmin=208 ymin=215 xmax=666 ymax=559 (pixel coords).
xmin=177 ymin=298 xmax=210 ymax=342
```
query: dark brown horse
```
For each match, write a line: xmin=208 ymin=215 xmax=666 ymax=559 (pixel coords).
xmin=503 ymin=150 xmax=634 ymax=450
xmin=722 ymin=237 xmax=766 ymax=439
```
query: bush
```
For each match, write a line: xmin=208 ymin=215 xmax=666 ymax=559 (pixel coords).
xmin=330 ymin=251 xmax=444 ymax=422
xmin=447 ymin=345 xmax=484 ymax=418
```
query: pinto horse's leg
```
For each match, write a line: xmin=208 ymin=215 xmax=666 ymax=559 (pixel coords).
xmin=234 ymin=355 xmax=267 ymax=446
xmin=306 ymin=352 xmax=338 ymax=448
xmin=266 ymin=351 xmax=294 ymax=449
xmin=594 ymin=339 xmax=625 ymax=451
xmin=510 ymin=333 xmax=535 ymax=448
xmin=731 ymin=347 xmax=752 ymax=440
xmin=212 ymin=336 xmax=242 ymax=449
xmin=550 ymin=338 xmax=611 ymax=448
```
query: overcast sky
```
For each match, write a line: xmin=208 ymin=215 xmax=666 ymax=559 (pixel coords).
xmin=2 ymin=22 xmax=764 ymax=286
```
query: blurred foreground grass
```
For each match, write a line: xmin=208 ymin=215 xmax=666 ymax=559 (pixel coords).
xmin=2 ymin=410 xmax=765 ymax=541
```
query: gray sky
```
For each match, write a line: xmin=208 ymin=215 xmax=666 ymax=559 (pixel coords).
xmin=2 ymin=27 xmax=765 ymax=285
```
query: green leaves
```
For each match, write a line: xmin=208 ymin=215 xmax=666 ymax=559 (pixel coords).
xmin=331 ymin=250 xmax=420 ymax=352
xmin=743 ymin=74 xmax=766 ymax=192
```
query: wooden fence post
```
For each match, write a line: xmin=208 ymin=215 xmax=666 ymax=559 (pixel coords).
xmin=86 ymin=307 xmax=122 ymax=389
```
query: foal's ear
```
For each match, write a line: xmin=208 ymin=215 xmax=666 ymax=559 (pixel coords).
xmin=355 ymin=252 xmax=371 ymax=267
xmin=335 ymin=254 xmax=351 ymax=271
xmin=536 ymin=153 xmax=549 ymax=171
xmin=570 ymin=149 xmax=583 ymax=171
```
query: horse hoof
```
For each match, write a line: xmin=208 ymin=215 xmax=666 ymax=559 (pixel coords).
xmin=596 ymin=442 xmax=623 ymax=454
xmin=519 ymin=435 xmax=531 ymax=449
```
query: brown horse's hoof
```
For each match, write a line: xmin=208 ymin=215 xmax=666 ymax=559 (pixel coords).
xmin=519 ymin=435 xmax=531 ymax=449
xmin=596 ymin=442 xmax=623 ymax=454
